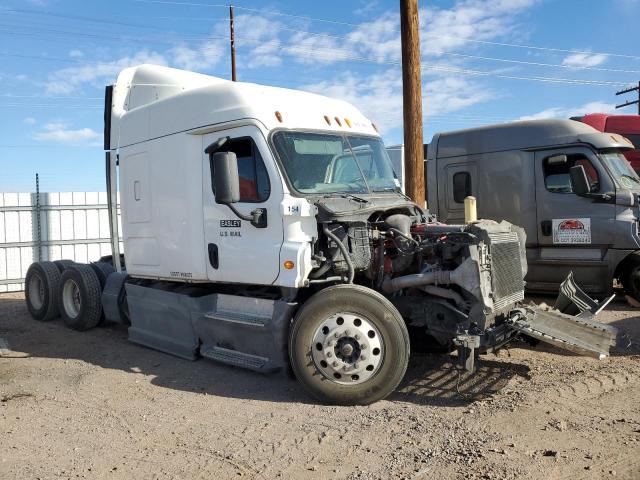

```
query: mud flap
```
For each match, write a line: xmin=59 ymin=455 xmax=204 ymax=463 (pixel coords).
xmin=510 ymin=273 xmax=620 ymax=359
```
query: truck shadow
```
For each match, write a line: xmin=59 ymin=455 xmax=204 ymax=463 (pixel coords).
xmin=392 ymin=353 xmax=531 ymax=406
xmin=5 ymin=294 xmax=634 ymax=407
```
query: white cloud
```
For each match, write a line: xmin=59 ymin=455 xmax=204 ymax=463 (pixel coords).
xmin=169 ymin=34 xmax=225 ymax=71
xmin=271 ymin=0 xmax=538 ymax=67
xmin=422 ymin=0 xmax=538 ymax=56
xmin=23 ymin=117 xmax=36 ymax=125
xmin=45 ymin=50 xmax=168 ymax=95
xmin=231 ymin=14 xmax=285 ymax=69
xmin=519 ymin=101 xmax=618 ymax=120
xmin=302 ymin=69 xmax=496 ymax=134
xmin=562 ymin=52 xmax=608 ymax=68
xmin=34 ymin=122 xmax=102 ymax=146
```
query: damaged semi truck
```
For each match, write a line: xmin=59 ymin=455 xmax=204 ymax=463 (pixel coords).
xmin=24 ymin=65 xmax=621 ymax=405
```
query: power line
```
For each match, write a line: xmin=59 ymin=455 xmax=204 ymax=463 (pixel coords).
xmin=0 ymin=24 xmax=225 ymax=45
xmin=4 ymin=8 xmax=639 ymax=76
xmin=0 ymin=104 xmax=102 ymax=108
xmin=0 ymin=94 xmax=102 ymax=100
xmin=431 ymin=35 xmax=640 ymax=62
xmin=272 ymin=25 xmax=640 ymax=75
xmin=225 ymin=40 xmax=629 ymax=87
xmin=131 ymin=0 xmax=364 ymax=26
xmin=129 ymin=0 xmax=640 ymax=61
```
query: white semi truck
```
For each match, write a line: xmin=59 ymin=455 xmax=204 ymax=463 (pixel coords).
xmin=23 ymin=65 xmax=621 ymax=405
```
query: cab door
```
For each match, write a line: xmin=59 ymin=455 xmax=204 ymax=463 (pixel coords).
xmin=530 ymin=147 xmax=615 ymax=293
xmin=202 ymin=126 xmax=284 ymax=285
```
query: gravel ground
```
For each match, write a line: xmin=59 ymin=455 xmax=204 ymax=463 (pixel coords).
xmin=1 ymin=291 xmax=639 ymax=480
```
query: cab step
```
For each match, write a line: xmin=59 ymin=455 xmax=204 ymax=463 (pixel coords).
xmin=204 ymin=310 xmax=269 ymax=327
xmin=201 ymin=345 xmax=269 ymax=371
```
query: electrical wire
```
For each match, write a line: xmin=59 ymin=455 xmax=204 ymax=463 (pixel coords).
xmin=3 ymin=8 xmax=638 ymax=79
xmin=127 ymin=0 xmax=640 ymax=61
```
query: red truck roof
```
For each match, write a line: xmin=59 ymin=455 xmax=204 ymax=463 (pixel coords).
xmin=579 ymin=113 xmax=640 ymax=134
xmin=575 ymin=113 xmax=640 ymax=172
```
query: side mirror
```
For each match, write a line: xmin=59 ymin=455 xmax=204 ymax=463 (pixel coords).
xmin=212 ymin=151 xmax=240 ymax=204
xmin=569 ymin=165 xmax=591 ymax=195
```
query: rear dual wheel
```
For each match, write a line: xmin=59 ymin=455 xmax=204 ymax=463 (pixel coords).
xmin=59 ymin=264 xmax=103 ymax=331
xmin=25 ymin=261 xmax=61 ymax=321
xmin=289 ymin=285 xmax=409 ymax=405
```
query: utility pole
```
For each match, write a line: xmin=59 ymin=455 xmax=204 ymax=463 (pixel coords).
xmin=400 ymin=0 xmax=425 ymax=206
xmin=615 ymin=81 xmax=640 ymax=115
xmin=229 ymin=5 xmax=237 ymax=81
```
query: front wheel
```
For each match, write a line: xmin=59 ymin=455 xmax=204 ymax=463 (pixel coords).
xmin=289 ymin=284 xmax=410 ymax=405
xmin=622 ymin=256 xmax=640 ymax=302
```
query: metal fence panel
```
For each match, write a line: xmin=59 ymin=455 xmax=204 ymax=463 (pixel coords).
xmin=0 ymin=191 xmax=121 ymax=292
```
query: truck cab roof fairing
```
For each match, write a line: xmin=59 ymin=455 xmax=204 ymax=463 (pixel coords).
xmin=109 ymin=64 xmax=378 ymax=150
xmin=432 ymin=119 xmax=633 ymax=159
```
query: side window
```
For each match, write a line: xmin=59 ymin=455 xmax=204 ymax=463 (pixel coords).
xmin=452 ymin=172 xmax=472 ymax=203
xmin=543 ymin=153 xmax=599 ymax=193
xmin=216 ymin=137 xmax=270 ymax=202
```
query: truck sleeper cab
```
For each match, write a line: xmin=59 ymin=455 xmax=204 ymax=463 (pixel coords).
xmin=426 ymin=119 xmax=640 ymax=300
xmin=23 ymin=67 xmax=621 ymax=405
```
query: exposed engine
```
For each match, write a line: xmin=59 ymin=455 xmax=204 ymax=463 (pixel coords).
xmin=311 ymin=208 xmax=530 ymax=362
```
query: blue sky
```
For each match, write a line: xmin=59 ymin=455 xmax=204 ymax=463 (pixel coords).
xmin=0 ymin=0 xmax=638 ymax=192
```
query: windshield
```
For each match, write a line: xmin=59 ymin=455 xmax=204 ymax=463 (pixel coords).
xmin=599 ymin=152 xmax=640 ymax=189
xmin=272 ymin=131 xmax=400 ymax=195
xmin=623 ymin=134 xmax=640 ymax=149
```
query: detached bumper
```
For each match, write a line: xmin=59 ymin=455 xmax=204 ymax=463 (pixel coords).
xmin=455 ymin=272 xmax=624 ymax=372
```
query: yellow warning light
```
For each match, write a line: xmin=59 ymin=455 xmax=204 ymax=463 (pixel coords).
xmin=284 ymin=261 xmax=295 ymax=270
xmin=344 ymin=118 xmax=352 ymax=128
xmin=275 ymin=111 xmax=283 ymax=123
xmin=324 ymin=115 xmax=331 ymax=125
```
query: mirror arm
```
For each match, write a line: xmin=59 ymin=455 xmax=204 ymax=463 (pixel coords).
xmin=226 ymin=204 xmax=268 ymax=228
xmin=577 ymin=192 xmax=613 ymax=203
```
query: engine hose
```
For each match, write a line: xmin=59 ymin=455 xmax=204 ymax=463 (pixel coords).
xmin=309 ymin=261 xmax=331 ymax=279
xmin=308 ymin=276 xmax=346 ymax=284
xmin=421 ymin=285 xmax=466 ymax=309
xmin=381 ymin=270 xmax=452 ymax=293
xmin=323 ymin=226 xmax=355 ymax=284
xmin=388 ymin=228 xmax=420 ymax=247
xmin=375 ymin=245 xmax=385 ymax=288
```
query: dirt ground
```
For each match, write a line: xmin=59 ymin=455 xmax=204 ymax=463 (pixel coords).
xmin=1 ymin=292 xmax=639 ymax=480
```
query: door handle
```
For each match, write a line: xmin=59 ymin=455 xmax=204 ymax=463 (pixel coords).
xmin=541 ymin=220 xmax=552 ymax=236
xmin=208 ymin=243 xmax=219 ymax=269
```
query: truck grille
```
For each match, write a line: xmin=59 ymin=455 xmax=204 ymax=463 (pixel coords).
xmin=489 ymin=233 xmax=525 ymax=311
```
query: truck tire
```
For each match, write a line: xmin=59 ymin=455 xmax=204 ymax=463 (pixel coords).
xmin=24 ymin=261 xmax=61 ymax=321
xmin=53 ymin=259 xmax=75 ymax=273
xmin=90 ymin=261 xmax=115 ymax=289
xmin=622 ymin=257 xmax=640 ymax=302
xmin=289 ymin=284 xmax=410 ymax=405
xmin=58 ymin=264 xmax=103 ymax=331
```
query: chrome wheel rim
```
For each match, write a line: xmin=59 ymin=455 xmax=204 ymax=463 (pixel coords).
xmin=28 ymin=273 xmax=44 ymax=310
xmin=311 ymin=312 xmax=384 ymax=385
xmin=62 ymin=279 xmax=81 ymax=318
